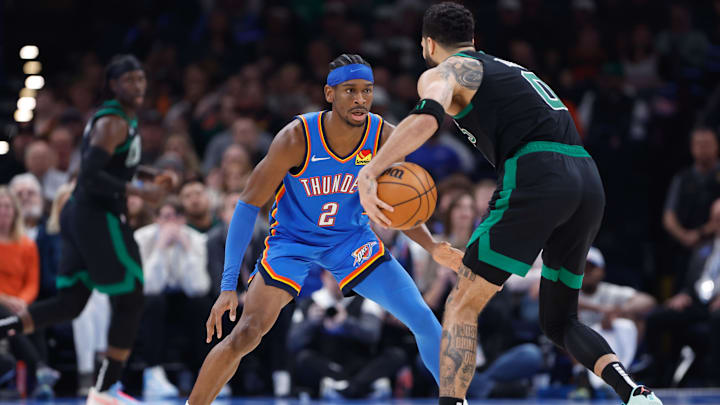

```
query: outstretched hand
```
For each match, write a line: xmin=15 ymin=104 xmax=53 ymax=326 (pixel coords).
xmin=205 ymin=291 xmax=238 ymax=343
xmin=431 ymin=241 xmax=464 ymax=272
xmin=357 ymin=168 xmax=393 ymax=227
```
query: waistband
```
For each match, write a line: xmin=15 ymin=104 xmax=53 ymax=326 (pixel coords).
xmin=512 ymin=141 xmax=590 ymax=159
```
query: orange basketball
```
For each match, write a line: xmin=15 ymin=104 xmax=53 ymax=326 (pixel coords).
xmin=376 ymin=162 xmax=437 ymax=230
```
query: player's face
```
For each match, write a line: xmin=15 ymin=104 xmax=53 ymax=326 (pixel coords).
xmin=328 ymin=79 xmax=373 ymax=127
xmin=111 ymin=69 xmax=147 ymax=108
xmin=421 ymin=37 xmax=439 ymax=68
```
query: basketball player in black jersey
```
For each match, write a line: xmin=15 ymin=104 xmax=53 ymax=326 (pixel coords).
xmin=0 ymin=55 xmax=165 ymax=404
xmin=359 ymin=3 xmax=662 ymax=405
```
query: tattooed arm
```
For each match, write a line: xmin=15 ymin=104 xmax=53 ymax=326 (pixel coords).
xmin=358 ymin=56 xmax=484 ymax=226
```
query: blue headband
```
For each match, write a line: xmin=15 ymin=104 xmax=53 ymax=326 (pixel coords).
xmin=327 ymin=64 xmax=374 ymax=86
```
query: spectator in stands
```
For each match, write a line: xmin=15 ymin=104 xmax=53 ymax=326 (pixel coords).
xmin=289 ymin=271 xmax=403 ymax=400
xmin=428 ymin=174 xmax=474 ymax=234
xmin=179 ymin=180 xmax=219 ymax=233
xmin=206 ymin=193 xmax=247 ymax=297
xmin=139 ymin=110 xmax=167 ymax=165
xmin=405 ymin=132 xmax=463 ymax=181
xmin=163 ymin=133 xmax=202 ymax=181
xmin=165 ymin=64 xmax=209 ymax=133
xmin=134 ymin=197 xmax=210 ymax=399
xmin=419 ymin=192 xmax=477 ymax=315
xmin=578 ymin=247 xmax=657 ymax=393
xmin=9 ymin=174 xmax=44 ymax=241
xmin=203 ymin=117 xmax=271 ymax=173
xmin=473 ymin=179 xmax=496 ymax=220
xmin=648 ymin=198 xmax=720 ymax=387
xmin=663 ymin=127 xmax=720 ymax=285
xmin=127 ymin=194 xmax=154 ymax=231
xmin=48 ymin=126 xmax=80 ymax=176
xmin=0 ymin=187 xmax=58 ymax=398
xmin=35 ymin=181 xmax=73 ymax=299
xmin=23 ymin=140 xmax=67 ymax=202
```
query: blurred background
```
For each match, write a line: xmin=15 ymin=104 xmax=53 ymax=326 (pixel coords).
xmin=1 ymin=0 xmax=719 ymax=401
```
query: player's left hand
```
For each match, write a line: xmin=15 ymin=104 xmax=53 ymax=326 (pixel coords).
xmin=358 ymin=168 xmax=393 ymax=227
xmin=431 ymin=241 xmax=464 ymax=272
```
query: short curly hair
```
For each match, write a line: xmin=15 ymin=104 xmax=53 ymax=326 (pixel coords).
xmin=328 ymin=54 xmax=371 ymax=71
xmin=422 ymin=2 xmax=474 ymax=47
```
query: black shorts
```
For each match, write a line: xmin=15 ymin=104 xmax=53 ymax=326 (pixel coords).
xmin=56 ymin=199 xmax=143 ymax=295
xmin=462 ymin=141 xmax=605 ymax=289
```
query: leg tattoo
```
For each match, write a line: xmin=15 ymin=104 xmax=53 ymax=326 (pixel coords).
xmin=440 ymin=321 xmax=478 ymax=396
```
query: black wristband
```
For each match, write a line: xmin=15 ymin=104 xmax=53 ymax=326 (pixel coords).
xmin=408 ymin=98 xmax=446 ymax=129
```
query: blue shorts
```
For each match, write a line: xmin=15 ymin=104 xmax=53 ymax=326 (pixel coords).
xmin=248 ymin=226 xmax=390 ymax=297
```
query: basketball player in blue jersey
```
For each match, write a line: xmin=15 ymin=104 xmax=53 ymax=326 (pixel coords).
xmin=185 ymin=54 xmax=463 ymax=405
xmin=359 ymin=3 xmax=662 ymax=405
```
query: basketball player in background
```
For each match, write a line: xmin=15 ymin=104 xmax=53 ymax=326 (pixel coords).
xmin=186 ymin=54 xmax=463 ymax=405
xmin=0 ymin=55 xmax=167 ymax=405
xmin=358 ymin=3 xmax=662 ymax=405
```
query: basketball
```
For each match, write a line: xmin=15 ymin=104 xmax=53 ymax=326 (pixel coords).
xmin=376 ymin=162 xmax=437 ymax=230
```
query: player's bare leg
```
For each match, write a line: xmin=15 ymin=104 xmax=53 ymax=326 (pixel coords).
xmin=439 ymin=265 xmax=501 ymax=399
xmin=188 ymin=275 xmax=292 ymax=405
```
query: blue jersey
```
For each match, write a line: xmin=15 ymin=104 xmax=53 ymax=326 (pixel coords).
xmin=269 ymin=110 xmax=384 ymax=243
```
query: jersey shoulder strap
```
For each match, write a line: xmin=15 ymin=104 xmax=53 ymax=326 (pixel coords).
xmin=88 ymin=100 xmax=138 ymax=154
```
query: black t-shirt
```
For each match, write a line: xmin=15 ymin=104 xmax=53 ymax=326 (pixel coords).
xmin=451 ymin=50 xmax=582 ymax=168
xmin=664 ymin=163 xmax=720 ymax=229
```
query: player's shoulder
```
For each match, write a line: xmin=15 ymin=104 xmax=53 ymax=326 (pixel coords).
xmin=420 ymin=55 xmax=484 ymax=91
xmin=93 ymin=115 xmax=129 ymax=141
xmin=268 ymin=116 xmax=310 ymax=158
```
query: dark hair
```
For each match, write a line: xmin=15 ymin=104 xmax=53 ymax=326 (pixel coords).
xmin=422 ymin=2 xmax=475 ymax=47
xmin=329 ymin=54 xmax=371 ymax=71
xmin=159 ymin=196 xmax=185 ymax=217
xmin=102 ymin=54 xmax=143 ymax=99
xmin=442 ymin=191 xmax=475 ymax=239
xmin=180 ymin=179 xmax=205 ymax=193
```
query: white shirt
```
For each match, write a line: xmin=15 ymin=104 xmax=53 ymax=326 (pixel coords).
xmin=579 ymin=282 xmax=636 ymax=325
xmin=134 ymin=223 xmax=210 ymax=297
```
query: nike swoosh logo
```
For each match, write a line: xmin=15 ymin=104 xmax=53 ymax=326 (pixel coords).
xmin=311 ymin=155 xmax=331 ymax=162
xmin=350 ymin=68 xmax=362 ymax=72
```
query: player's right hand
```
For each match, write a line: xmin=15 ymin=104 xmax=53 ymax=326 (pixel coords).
xmin=206 ymin=291 xmax=238 ymax=343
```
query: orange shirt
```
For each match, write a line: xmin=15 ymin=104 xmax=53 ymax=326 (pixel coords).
xmin=0 ymin=236 xmax=39 ymax=304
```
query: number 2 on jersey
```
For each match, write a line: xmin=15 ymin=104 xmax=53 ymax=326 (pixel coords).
xmin=318 ymin=202 xmax=338 ymax=227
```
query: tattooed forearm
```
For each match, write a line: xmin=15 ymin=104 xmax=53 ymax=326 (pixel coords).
xmin=441 ymin=57 xmax=484 ymax=90
xmin=440 ymin=322 xmax=478 ymax=396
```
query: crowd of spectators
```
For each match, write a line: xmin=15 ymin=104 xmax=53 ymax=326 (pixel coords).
xmin=1 ymin=0 xmax=720 ymax=399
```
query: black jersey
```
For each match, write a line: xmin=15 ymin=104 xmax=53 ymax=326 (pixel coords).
xmin=450 ymin=50 xmax=581 ymax=168
xmin=74 ymin=100 xmax=141 ymax=213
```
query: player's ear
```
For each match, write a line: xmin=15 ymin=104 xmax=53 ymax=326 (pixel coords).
xmin=427 ymin=37 xmax=436 ymax=56
xmin=324 ymin=84 xmax=334 ymax=103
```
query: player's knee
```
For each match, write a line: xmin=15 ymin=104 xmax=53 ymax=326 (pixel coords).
xmin=228 ymin=318 xmax=264 ymax=354
xmin=539 ymin=308 xmax=570 ymax=348
xmin=445 ymin=278 xmax=497 ymax=314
